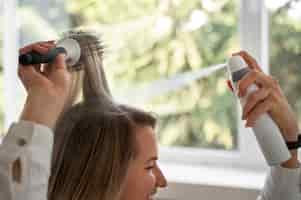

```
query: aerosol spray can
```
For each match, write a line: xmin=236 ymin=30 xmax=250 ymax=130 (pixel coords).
xmin=227 ymin=55 xmax=291 ymax=166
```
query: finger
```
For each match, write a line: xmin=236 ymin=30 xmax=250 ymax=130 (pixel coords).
xmin=237 ymin=71 xmax=262 ymax=97
xmin=40 ymin=43 xmax=55 ymax=49
xmin=48 ymin=54 xmax=70 ymax=89
xmin=226 ymin=80 xmax=234 ymax=92
xmin=18 ymin=65 xmax=47 ymax=88
xmin=38 ymin=41 xmax=55 ymax=48
xmin=19 ymin=40 xmax=55 ymax=54
xmin=51 ymin=54 xmax=66 ymax=70
xmin=33 ymin=64 xmax=42 ymax=73
xmin=42 ymin=63 xmax=53 ymax=76
xmin=242 ymin=88 xmax=270 ymax=119
xmin=245 ymin=97 xmax=272 ymax=127
xmin=19 ymin=44 xmax=49 ymax=55
xmin=232 ymin=51 xmax=262 ymax=71
xmin=40 ymin=40 xmax=56 ymax=46
xmin=266 ymin=76 xmax=281 ymax=90
xmin=19 ymin=62 xmax=42 ymax=73
xmin=19 ymin=43 xmax=54 ymax=69
xmin=236 ymin=51 xmax=262 ymax=72
xmin=46 ymin=40 xmax=55 ymax=43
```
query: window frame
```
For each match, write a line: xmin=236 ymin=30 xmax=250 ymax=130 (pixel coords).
xmin=3 ymin=0 xmax=22 ymax=130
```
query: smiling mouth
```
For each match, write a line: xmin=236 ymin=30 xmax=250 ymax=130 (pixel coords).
xmin=149 ymin=193 xmax=157 ymax=200
xmin=148 ymin=193 xmax=156 ymax=200
xmin=149 ymin=188 xmax=157 ymax=200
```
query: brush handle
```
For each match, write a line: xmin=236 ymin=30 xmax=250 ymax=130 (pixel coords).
xmin=19 ymin=47 xmax=66 ymax=65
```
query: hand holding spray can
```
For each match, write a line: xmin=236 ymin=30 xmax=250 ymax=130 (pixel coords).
xmin=227 ymin=55 xmax=291 ymax=166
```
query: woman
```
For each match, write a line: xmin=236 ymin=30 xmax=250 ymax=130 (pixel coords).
xmin=0 ymin=31 xmax=299 ymax=200
xmin=48 ymin=31 xmax=167 ymax=200
xmin=47 ymin=31 xmax=300 ymax=200
xmin=0 ymin=42 xmax=70 ymax=200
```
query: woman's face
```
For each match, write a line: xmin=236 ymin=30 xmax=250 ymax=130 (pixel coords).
xmin=120 ymin=125 xmax=167 ymax=200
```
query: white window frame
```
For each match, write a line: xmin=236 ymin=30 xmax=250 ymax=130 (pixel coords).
xmin=3 ymin=0 xmax=23 ymax=131
xmin=3 ymin=0 xmax=270 ymax=171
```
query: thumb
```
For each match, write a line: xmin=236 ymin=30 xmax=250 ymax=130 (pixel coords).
xmin=51 ymin=53 xmax=67 ymax=70
xmin=48 ymin=53 xmax=71 ymax=89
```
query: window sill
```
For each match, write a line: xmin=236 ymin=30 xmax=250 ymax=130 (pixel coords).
xmin=157 ymin=162 xmax=267 ymax=200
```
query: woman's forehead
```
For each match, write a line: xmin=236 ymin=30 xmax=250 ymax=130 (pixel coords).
xmin=134 ymin=126 xmax=158 ymax=159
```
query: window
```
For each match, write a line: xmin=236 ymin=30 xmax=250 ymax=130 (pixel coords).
xmin=3 ymin=0 xmax=283 ymax=170
xmin=16 ymin=0 xmax=240 ymax=151
xmin=18 ymin=0 xmax=70 ymax=45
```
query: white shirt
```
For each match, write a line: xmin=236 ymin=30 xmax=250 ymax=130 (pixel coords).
xmin=0 ymin=121 xmax=300 ymax=200
xmin=0 ymin=121 xmax=53 ymax=200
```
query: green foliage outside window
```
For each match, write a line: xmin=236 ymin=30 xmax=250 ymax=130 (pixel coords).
xmin=65 ymin=0 xmax=239 ymax=149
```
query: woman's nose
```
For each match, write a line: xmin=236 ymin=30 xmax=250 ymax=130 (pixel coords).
xmin=155 ymin=166 xmax=167 ymax=188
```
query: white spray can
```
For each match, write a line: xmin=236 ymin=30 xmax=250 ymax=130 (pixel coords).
xmin=227 ymin=55 xmax=291 ymax=166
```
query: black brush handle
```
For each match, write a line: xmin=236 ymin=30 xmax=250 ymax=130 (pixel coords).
xmin=19 ymin=47 xmax=66 ymax=65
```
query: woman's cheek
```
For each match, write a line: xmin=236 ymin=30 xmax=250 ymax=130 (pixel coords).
xmin=145 ymin=170 xmax=156 ymax=191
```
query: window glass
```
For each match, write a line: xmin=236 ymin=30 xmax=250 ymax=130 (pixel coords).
xmin=18 ymin=0 xmax=239 ymax=150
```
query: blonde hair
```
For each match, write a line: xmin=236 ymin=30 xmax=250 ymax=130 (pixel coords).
xmin=48 ymin=30 xmax=156 ymax=200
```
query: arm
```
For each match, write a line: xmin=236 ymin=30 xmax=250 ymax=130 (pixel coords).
xmin=257 ymin=166 xmax=300 ymax=200
xmin=257 ymin=127 xmax=300 ymax=200
xmin=0 ymin=121 xmax=53 ymax=200
xmin=0 ymin=41 xmax=71 ymax=200
xmin=233 ymin=51 xmax=301 ymax=200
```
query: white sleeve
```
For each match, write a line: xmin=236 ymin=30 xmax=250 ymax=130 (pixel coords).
xmin=257 ymin=166 xmax=301 ymax=200
xmin=0 ymin=121 xmax=53 ymax=200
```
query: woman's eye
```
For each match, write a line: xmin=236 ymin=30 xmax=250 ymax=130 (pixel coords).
xmin=145 ymin=166 xmax=154 ymax=170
